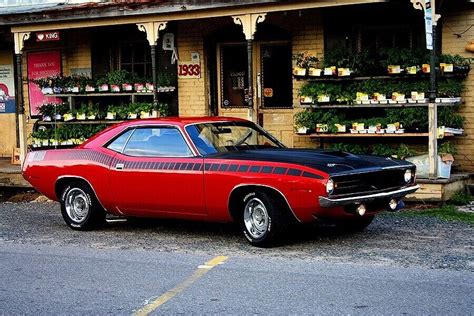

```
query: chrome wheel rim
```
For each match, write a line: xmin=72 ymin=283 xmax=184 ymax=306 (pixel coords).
xmin=243 ymin=197 xmax=269 ymax=239
xmin=65 ymin=188 xmax=90 ymax=223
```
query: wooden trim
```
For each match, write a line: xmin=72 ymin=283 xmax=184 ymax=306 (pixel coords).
xmin=11 ymin=0 xmax=387 ymax=33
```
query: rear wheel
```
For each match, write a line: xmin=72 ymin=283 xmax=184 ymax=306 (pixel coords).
xmin=240 ymin=191 xmax=287 ymax=247
xmin=335 ymin=215 xmax=374 ymax=232
xmin=60 ymin=181 xmax=106 ymax=230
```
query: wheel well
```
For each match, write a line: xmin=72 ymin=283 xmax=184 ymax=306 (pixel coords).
xmin=55 ymin=177 xmax=92 ymax=200
xmin=228 ymin=185 xmax=297 ymax=223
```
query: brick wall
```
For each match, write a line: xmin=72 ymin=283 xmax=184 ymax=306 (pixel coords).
xmin=177 ymin=21 xmax=208 ymax=117
xmin=442 ymin=6 xmax=474 ymax=172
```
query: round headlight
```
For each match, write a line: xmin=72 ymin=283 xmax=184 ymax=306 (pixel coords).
xmin=326 ymin=179 xmax=334 ymax=194
xmin=404 ymin=169 xmax=412 ymax=183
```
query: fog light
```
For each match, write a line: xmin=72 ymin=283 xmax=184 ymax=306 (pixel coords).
xmin=356 ymin=204 xmax=366 ymax=216
xmin=388 ymin=199 xmax=398 ymax=211
xmin=404 ymin=169 xmax=412 ymax=183
xmin=326 ymin=179 xmax=334 ymax=194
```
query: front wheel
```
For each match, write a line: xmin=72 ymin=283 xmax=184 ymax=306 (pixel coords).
xmin=60 ymin=181 xmax=106 ymax=230
xmin=240 ymin=191 xmax=285 ymax=247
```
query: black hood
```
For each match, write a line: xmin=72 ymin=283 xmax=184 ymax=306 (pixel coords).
xmin=206 ymin=148 xmax=414 ymax=176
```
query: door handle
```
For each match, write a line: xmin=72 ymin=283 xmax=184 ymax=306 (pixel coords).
xmin=115 ymin=163 xmax=124 ymax=170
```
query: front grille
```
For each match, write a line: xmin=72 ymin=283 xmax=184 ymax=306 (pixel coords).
xmin=331 ymin=168 xmax=412 ymax=197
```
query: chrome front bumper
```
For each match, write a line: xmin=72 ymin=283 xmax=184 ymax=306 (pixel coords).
xmin=319 ymin=185 xmax=420 ymax=208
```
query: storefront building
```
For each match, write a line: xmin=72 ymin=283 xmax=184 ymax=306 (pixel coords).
xmin=0 ymin=0 xmax=473 ymax=177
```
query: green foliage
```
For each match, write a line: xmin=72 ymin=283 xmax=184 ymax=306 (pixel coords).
xmin=380 ymin=48 xmax=423 ymax=67
xmin=439 ymin=54 xmax=472 ymax=66
xmin=293 ymin=51 xmax=319 ymax=68
xmin=157 ymin=73 xmax=173 ymax=86
xmin=37 ymin=103 xmax=55 ymax=117
xmin=400 ymin=204 xmax=474 ymax=225
xmin=395 ymin=144 xmax=415 ymax=159
xmin=371 ymin=144 xmax=394 ymax=156
xmin=294 ymin=109 xmax=315 ymax=129
xmin=385 ymin=107 xmax=428 ymax=130
xmin=438 ymin=141 xmax=457 ymax=155
xmin=438 ymin=79 xmax=465 ymax=97
xmin=106 ymin=69 xmax=131 ymax=85
xmin=330 ymin=143 xmax=367 ymax=154
xmin=448 ymin=190 xmax=473 ymax=206
xmin=438 ymin=107 xmax=464 ymax=128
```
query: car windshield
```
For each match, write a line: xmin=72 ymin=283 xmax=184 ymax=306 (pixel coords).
xmin=185 ymin=121 xmax=285 ymax=155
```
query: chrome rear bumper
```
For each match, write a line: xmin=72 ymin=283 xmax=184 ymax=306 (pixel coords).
xmin=319 ymin=185 xmax=420 ymax=208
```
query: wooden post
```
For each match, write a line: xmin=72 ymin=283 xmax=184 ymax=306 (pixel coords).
xmin=232 ymin=13 xmax=266 ymax=122
xmin=150 ymin=44 xmax=158 ymax=107
xmin=13 ymin=32 xmax=30 ymax=164
xmin=137 ymin=22 xmax=167 ymax=110
xmin=428 ymin=23 xmax=438 ymax=179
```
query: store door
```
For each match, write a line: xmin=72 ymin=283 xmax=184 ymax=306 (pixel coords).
xmin=217 ymin=42 xmax=292 ymax=119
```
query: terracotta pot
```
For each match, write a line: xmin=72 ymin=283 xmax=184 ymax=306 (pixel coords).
xmin=465 ymin=41 xmax=474 ymax=53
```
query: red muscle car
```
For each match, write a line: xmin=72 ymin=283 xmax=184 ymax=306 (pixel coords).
xmin=23 ymin=117 xmax=419 ymax=247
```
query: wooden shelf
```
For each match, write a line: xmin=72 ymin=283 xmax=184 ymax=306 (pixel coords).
xmin=50 ymin=92 xmax=153 ymax=97
xmin=36 ymin=120 xmax=124 ymax=125
xmin=299 ymin=102 xmax=461 ymax=109
xmin=294 ymin=73 xmax=468 ymax=81
xmin=307 ymin=132 xmax=457 ymax=138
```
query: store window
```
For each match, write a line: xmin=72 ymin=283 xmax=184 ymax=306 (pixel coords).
xmin=119 ymin=41 xmax=152 ymax=79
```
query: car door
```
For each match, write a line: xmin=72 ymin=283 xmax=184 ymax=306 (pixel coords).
xmin=106 ymin=125 xmax=206 ymax=217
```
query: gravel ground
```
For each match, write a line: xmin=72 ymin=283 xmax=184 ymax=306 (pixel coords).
xmin=0 ymin=201 xmax=472 ymax=271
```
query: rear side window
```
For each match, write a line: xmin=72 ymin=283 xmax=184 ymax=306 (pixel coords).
xmin=122 ymin=127 xmax=193 ymax=157
xmin=107 ymin=129 xmax=134 ymax=153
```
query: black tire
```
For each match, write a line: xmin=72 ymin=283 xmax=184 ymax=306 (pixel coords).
xmin=335 ymin=215 xmax=374 ymax=233
xmin=239 ymin=191 xmax=287 ymax=247
xmin=60 ymin=181 xmax=106 ymax=230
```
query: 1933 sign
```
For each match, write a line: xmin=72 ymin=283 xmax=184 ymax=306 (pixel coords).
xmin=178 ymin=62 xmax=201 ymax=78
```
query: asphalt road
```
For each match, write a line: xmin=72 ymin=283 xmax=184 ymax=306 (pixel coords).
xmin=1 ymin=201 xmax=473 ymax=314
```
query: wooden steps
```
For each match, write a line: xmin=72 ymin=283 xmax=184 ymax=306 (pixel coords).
xmin=406 ymin=173 xmax=471 ymax=202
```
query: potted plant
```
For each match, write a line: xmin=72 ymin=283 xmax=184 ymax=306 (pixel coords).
xmin=96 ymin=77 xmax=109 ymax=92
xmin=122 ymin=71 xmax=134 ymax=92
xmin=438 ymin=79 xmax=464 ymax=103
xmin=133 ymin=75 xmax=146 ymax=92
xmin=292 ymin=51 xmax=318 ymax=77
xmin=294 ymin=109 xmax=315 ymax=134
xmin=381 ymin=48 xmax=422 ymax=75
xmin=75 ymin=104 xmax=88 ymax=120
xmin=38 ymin=103 xmax=55 ymax=121
xmin=107 ymin=70 xmax=129 ymax=92
xmin=157 ymin=73 xmax=173 ymax=88
xmin=127 ymin=103 xmax=140 ymax=119
xmin=83 ymin=77 xmax=96 ymax=92
xmin=138 ymin=102 xmax=153 ymax=118
xmin=87 ymin=104 xmax=99 ymax=120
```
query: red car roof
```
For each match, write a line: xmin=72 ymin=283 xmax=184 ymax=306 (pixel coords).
xmin=117 ymin=116 xmax=249 ymax=127
xmin=80 ymin=116 xmax=250 ymax=148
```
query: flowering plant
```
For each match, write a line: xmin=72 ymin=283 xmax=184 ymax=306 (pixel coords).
xmin=293 ymin=52 xmax=319 ymax=68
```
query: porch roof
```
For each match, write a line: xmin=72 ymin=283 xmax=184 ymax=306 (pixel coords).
xmin=4 ymin=0 xmax=387 ymax=32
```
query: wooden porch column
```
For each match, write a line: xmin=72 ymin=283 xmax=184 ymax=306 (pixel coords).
xmin=137 ymin=22 xmax=168 ymax=107
xmin=411 ymin=0 xmax=441 ymax=179
xmin=232 ymin=13 xmax=266 ymax=122
xmin=13 ymin=31 xmax=30 ymax=164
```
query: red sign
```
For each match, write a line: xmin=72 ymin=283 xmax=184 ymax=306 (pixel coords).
xmin=27 ymin=51 xmax=62 ymax=116
xmin=36 ymin=31 xmax=60 ymax=42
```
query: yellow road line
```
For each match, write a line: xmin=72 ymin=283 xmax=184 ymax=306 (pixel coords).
xmin=133 ymin=256 xmax=229 ymax=316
